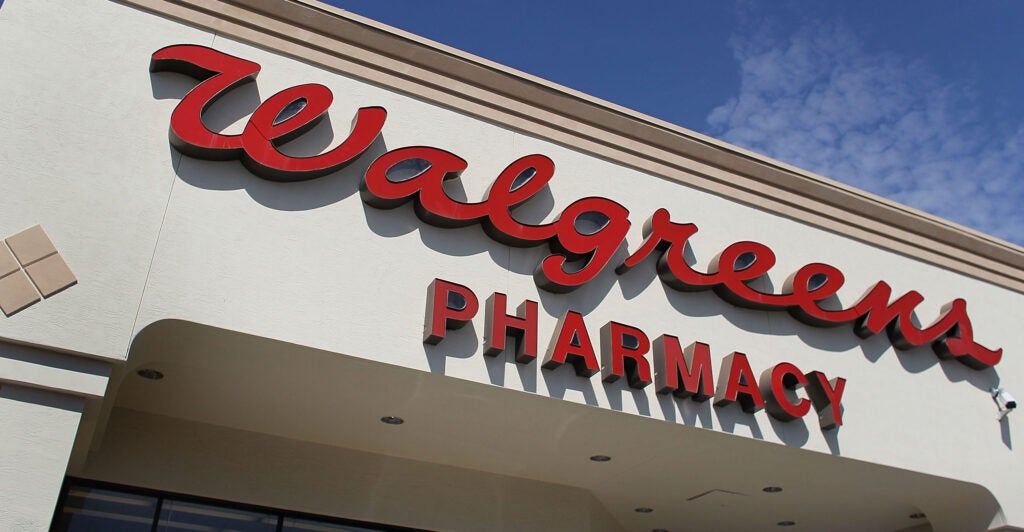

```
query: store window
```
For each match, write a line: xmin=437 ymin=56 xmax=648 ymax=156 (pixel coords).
xmin=157 ymin=500 xmax=277 ymax=532
xmin=282 ymin=517 xmax=381 ymax=532
xmin=52 ymin=479 xmax=424 ymax=532
xmin=52 ymin=486 xmax=158 ymax=531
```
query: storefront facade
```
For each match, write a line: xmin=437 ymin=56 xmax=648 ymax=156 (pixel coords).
xmin=1 ymin=1 xmax=1022 ymax=530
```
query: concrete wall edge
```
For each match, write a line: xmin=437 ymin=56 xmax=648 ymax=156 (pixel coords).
xmin=0 ymin=341 xmax=113 ymax=399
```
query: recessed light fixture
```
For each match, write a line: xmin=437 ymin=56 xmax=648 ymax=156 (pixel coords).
xmin=909 ymin=513 xmax=926 ymax=519
xmin=137 ymin=369 xmax=164 ymax=380
xmin=634 ymin=507 xmax=654 ymax=514
xmin=763 ymin=486 xmax=783 ymax=493
xmin=380 ymin=416 xmax=404 ymax=425
xmin=777 ymin=521 xmax=796 ymax=527
xmin=589 ymin=455 xmax=611 ymax=462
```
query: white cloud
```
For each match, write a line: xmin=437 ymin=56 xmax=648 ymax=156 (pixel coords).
xmin=707 ymin=20 xmax=1024 ymax=246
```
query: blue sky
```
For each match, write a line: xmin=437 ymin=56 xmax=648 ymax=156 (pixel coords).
xmin=329 ymin=1 xmax=1024 ymax=246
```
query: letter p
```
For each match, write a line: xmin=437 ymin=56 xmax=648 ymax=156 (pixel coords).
xmin=424 ymin=279 xmax=479 ymax=344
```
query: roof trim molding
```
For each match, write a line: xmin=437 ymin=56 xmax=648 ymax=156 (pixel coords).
xmin=119 ymin=0 xmax=1024 ymax=292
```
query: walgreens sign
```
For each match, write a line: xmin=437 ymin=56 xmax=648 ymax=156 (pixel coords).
xmin=150 ymin=44 xmax=1002 ymax=378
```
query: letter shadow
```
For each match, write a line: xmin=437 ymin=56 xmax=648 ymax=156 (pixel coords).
xmin=937 ymin=358 xmax=998 ymax=393
xmin=619 ymin=240 xmax=770 ymax=332
xmin=766 ymin=307 xmax=879 ymax=359
xmin=535 ymin=272 xmax=620 ymax=317
xmin=823 ymin=427 xmax=842 ymax=455
xmin=483 ymin=351 xmax=506 ymax=387
xmin=540 ymin=365 xmax=599 ymax=407
xmin=657 ymin=394 xmax=714 ymax=429
xmin=767 ymin=415 xmax=810 ymax=448
xmin=362 ymin=198 xmax=513 ymax=260
xmin=480 ymin=338 xmax=539 ymax=393
xmin=153 ymin=70 xmax=385 ymax=211
xmin=892 ymin=343 xmax=941 ymax=373
xmin=853 ymin=330 xmax=890 ymax=364
xmin=660 ymin=283 xmax=774 ymax=336
xmin=603 ymin=378 xmax=651 ymax=417
xmin=358 ymin=171 xmax=588 ymax=282
xmin=615 ymin=252 xmax=658 ymax=300
xmin=712 ymin=402 xmax=764 ymax=440
xmin=360 ymin=198 xmax=420 ymax=238
xmin=422 ymin=323 xmax=479 ymax=376
xmin=173 ymin=134 xmax=383 ymax=212
xmin=514 ymin=358 xmax=539 ymax=394
xmin=656 ymin=393 xmax=677 ymax=422
xmin=533 ymin=244 xmax=630 ymax=317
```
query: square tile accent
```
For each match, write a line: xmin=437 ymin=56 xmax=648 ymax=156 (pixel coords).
xmin=0 ymin=270 xmax=41 ymax=316
xmin=5 ymin=224 xmax=57 ymax=266
xmin=0 ymin=245 xmax=19 ymax=278
xmin=24 ymin=253 xmax=77 ymax=298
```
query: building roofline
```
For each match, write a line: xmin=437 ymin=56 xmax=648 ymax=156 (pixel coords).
xmin=119 ymin=0 xmax=1024 ymax=292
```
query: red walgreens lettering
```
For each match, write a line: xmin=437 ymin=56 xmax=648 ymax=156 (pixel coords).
xmin=617 ymin=209 xmax=1001 ymax=369
xmin=360 ymin=146 xmax=630 ymax=292
xmin=151 ymin=44 xmax=1002 ymax=370
xmin=150 ymin=44 xmax=385 ymax=181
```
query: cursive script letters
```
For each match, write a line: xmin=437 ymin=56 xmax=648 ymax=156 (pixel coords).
xmin=618 ymin=209 xmax=1001 ymax=369
xmin=150 ymin=44 xmax=386 ymax=181
xmin=151 ymin=44 xmax=1002 ymax=370
xmin=361 ymin=146 xmax=631 ymax=291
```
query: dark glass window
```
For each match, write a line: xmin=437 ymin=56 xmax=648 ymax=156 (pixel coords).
xmin=52 ymin=479 xmax=427 ymax=532
xmin=282 ymin=517 xmax=380 ymax=532
xmin=157 ymin=499 xmax=277 ymax=531
xmin=52 ymin=486 xmax=158 ymax=531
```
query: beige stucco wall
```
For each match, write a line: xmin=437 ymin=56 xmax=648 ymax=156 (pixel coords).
xmin=0 ymin=0 xmax=1022 ymax=529
xmin=0 ymin=385 xmax=84 ymax=530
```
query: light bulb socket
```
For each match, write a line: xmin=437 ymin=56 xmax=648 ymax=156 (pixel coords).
xmin=137 ymin=369 xmax=164 ymax=380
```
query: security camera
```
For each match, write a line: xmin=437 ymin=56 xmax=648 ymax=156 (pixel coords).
xmin=992 ymin=388 xmax=1017 ymax=419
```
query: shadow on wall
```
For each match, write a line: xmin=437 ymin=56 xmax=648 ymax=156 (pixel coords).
xmin=1000 ymin=416 xmax=1013 ymax=450
xmin=423 ymin=331 xmax=837 ymax=452
xmin=151 ymin=69 xmax=1002 ymax=452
